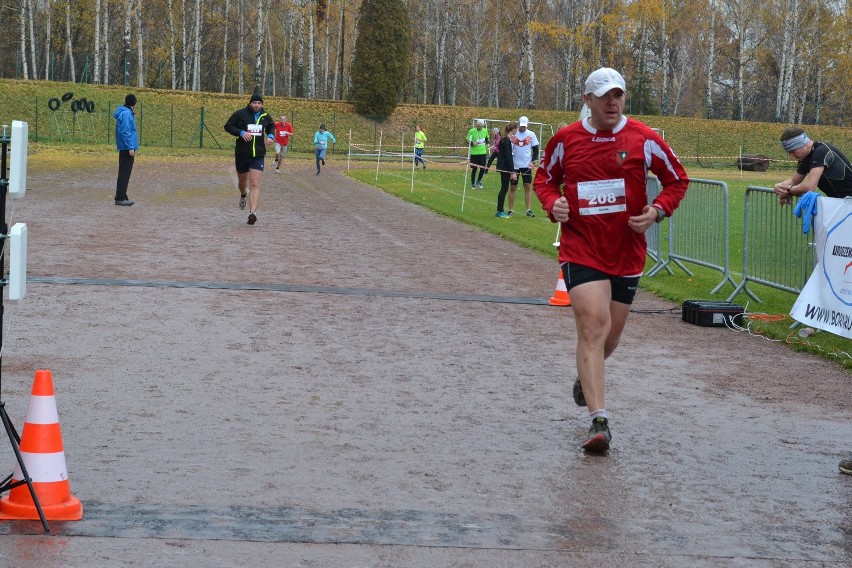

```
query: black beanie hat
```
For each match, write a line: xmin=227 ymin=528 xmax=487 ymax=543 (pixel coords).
xmin=250 ymin=92 xmax=264 ymax=103
xmin=125 ymin=94 xmax=137 ymax=107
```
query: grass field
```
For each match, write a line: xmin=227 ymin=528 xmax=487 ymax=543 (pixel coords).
xmin=344 ymin=158 xmax=851 ymax=371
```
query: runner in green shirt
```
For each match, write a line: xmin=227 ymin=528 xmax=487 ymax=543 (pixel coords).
xmin=466 ymin=119 xmax=490 ymax=189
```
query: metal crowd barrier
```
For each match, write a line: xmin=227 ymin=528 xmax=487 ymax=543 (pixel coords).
xmin=650 ymin=178 xmax=735 ymax=294
xmin=644 ymin=175 xmax=673 ymax=276
xmin=726 ymin=186 xmax=816 ymax=303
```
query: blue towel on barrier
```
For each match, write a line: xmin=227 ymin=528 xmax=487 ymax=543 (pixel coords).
xmin=793 ymin=191 xmax=819 ymax=234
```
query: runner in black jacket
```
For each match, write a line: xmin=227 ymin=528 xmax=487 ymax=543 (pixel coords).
xmin=224 ymin=92 xmax=275 ymax=225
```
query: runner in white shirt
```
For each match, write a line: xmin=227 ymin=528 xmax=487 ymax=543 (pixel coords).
xmin=508 ymin=116 xmax=539 ymax=217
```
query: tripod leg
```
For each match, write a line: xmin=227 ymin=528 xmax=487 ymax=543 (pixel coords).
xmin=0 ymin=403 xmax=50 ymax=532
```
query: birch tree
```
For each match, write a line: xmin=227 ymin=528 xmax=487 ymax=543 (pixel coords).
xmin=169 ymin=0 xmax=177 ymax=89
xmin=27 ymin=0 xmax=37 ymax=80
xmin=44 ymin=1 xmax=51 ymax=80
xmin=94 ymin=0 xmax=101 ymax=83
xmin=220 ymin=0 xmax=230 ymax=92
xmin=136 ymin=0 xmax=145 ymax=87
xmin=102 ymin=0 xmax=110 ymax=83
xmin=774 ymin=0 xmax=799 ymax=122
xmin=522 ymin=0 xmax=536 ymax=108
xmin=65 ymin=0 xmax=75 ymax=82
xmin=19 ymin=2 xmax=29 ymax=80
xmin=192 ymin=0 xmax=202 ymax=91
xmin=255 ymin=0 xmax=269 ymax=91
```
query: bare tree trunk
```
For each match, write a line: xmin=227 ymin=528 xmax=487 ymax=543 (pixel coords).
xmin=522 ymin=0 xmax=535 ymax=108
xmin=814 ymin=64 xmax=822 ymax=124
xmin=736 ymin=26 xmax=745 ymax=120
xmin=705 ymin=3 xmax=715 ymax=118
xmin=65 ymin=1 xmax=74 ymax=82
xmin=19 ymin=2 xmax=29 ymax=80
xmin=123 ymin=1 xmax=132 ymax=85
xmin=169 ymin=0 xmax=177 ymax=89
xmin=287 ymin=9 xmax=295 ymax=96
xmin=254 ymin=0 xmax=267 ymax=90
xmin=332 ymin=3 xmax=345 ymax=100
xmin=94 ymin=0 xmax=101 ymax=83
xmin=431 ymin=2 xmax=448 ymax=104
xmin=192 ymin=0 xmax=202 ymax=91
xmin=28 ymin=0 xmax=38 ymax=79
xmin=102 ymin=1 xmax=110 ymax=83
xmin=775 ymin=0 xmax=797 ymax=122
xmin=266 ymin=19 xmax=275 ymax=95
xmin=296 ymin=8 xmax=305 ymax=96
xmin=220 ymin=0 xmax=229 ymax=92
xmin=323 ymin=0 xmax=331 ymax=99
xmin=238 ymin=0 xmax=244 ymax=92
xmin=180 ymin=0 xmax=187 ymax=89
xmin=306 ymin=0 xmax=316 ymax=98
xmin=44 ymin=2 xmax=52 ymax=80
xmin=489 ymin=36 xmax=500 ymax=107
xmin=136 ymin=0 xmax=145 ymax=87
xmin=660 ymin=9 xmax=668 ymax=115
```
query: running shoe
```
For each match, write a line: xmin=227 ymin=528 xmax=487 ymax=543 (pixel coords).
xmin=495 ymin=211 xmax=510 ymax=218
xmin=572 ymin=377 xmax=586 ymax=407
xmin=507 ymin=210 xmax=514 ymax=218
xmin=582 ymin=417 xmax=611 ymax=453
xmin=477 ymin=182 xmax=484 ymax=189
xmin=321 ymin=159 xmax=326 ymax=166
xmin=840 ymin=457 xmax=852 ymax=475
xmin=275 ymin=169 xmax=281 ymax=174
xmin=239 ymin=193 xmax=247 ymax=210
xmin=247 ymin=212 xmax=257 ymax=225
xmin=526 ymin=209 xmax=536 ymax=217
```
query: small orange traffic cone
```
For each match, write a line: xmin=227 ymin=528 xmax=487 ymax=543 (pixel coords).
xmin=549 ymin=270 xmax=571 ymax=306
xmin=0 ymin=369 xmax=83 ymax=521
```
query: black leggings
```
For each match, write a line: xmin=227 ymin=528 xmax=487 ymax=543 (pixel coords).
xmin=470 ymin=154 xmax=487 ymax=186
xmin=497 ymin=171 xmax=512 ymax=212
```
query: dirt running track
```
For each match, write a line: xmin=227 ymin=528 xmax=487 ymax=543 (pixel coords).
xmin=0 ymin=153 xmax=849 ymax=567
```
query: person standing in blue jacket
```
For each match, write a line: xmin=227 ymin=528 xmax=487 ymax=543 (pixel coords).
xmin=113 ymin=94 xmax=139 ymax=206
xmin=314 ymin=123 xmax=336 ymax=175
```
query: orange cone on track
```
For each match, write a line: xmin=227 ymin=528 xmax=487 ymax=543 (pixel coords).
xmin=0 ymin=369 xmax=83 ymax=521
xmin=549 ymin=270 xmax=571 ymax=306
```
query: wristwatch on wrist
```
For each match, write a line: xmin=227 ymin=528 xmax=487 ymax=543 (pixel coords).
xmin=653 ymin=205 xmax=666 ymax=223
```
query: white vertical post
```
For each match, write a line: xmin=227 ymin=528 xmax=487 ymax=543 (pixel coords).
xmin=375 ymin=129 xmax=383 ymax=181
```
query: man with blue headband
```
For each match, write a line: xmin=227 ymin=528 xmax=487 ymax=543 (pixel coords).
xmin=773 ymin=127 xmax=852 ymax=204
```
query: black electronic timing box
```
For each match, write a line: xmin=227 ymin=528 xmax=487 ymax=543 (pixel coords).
xmin=681 ymin=300 xmax=744 ymax=327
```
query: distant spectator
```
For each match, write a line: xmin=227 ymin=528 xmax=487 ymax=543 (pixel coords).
xmin=113 ymin=93 xmax=139 ymax=206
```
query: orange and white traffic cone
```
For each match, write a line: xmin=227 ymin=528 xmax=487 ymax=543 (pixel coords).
xmin=0 ymin=369 xmax=83 ymax=521
xmin=549 ymin=270 xmax=571 ymax=306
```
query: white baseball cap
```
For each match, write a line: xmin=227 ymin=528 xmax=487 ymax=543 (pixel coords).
xmin=518 ymin=116 xmax=529 ymax=127
xmin=475 ymin=119 xmax=485 ymax=126
xmin=584 ymin=67 xmax=626 ymax=97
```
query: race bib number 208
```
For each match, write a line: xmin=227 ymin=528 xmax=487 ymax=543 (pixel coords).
xmin=578 ymin=179 xmax=627 ymax=216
